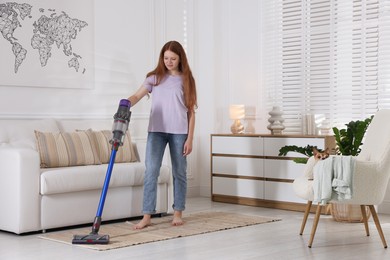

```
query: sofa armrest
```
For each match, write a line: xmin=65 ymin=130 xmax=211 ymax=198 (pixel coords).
xmin=0 ymin=147 xmax=41 ymax=233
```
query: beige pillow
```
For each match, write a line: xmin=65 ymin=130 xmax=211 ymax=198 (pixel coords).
xmin=35 ymin=130 xmax=101 ymax=168
xmin=90 ymin=130 xmax=137 ymax=163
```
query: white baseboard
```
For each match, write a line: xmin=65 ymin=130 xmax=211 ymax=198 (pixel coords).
xmin=186 ymin=186 xmax=200 ymax=198
xmin=199 ymin=185 xmax=211 ymax=197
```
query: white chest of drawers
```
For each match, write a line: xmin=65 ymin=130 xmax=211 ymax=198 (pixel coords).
xmin=211 ymin=134 xmax=335 ymax=211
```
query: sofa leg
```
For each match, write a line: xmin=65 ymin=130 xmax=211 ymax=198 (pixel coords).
xmin=308 ymin=203 xmax=322 ymax=248
xmin=300 ymin=201 xmax=312 ymax=235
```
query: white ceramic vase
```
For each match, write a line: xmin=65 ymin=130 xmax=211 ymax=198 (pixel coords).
xmin=267 ymin=106 xmax=285 ymax=135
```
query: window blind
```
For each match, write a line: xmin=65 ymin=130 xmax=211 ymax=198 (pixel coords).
xmin=262 ymin=0 xmax=390 ymax=134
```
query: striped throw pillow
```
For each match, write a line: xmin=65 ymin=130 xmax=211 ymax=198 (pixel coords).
xmin=35 ymin=130 xmax=101 ymax=168
xmin=89 ymin=130 xmax=137 ymax=163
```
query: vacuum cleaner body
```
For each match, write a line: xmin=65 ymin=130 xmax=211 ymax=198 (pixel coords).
xmin=72 ymin=99 xmax=131 ymax=245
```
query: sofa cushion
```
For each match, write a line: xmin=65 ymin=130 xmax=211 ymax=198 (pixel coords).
xmin=35 ymin=130 xmax=101 ymax=168
xmin=40 ymin=163 xmax=171 ymax=195
xmin=87 ymin=130 xmax=138 ymax=163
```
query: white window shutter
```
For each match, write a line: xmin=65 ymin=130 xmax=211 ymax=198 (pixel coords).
xmin=263 ymin=0 xmax=390 ymax=134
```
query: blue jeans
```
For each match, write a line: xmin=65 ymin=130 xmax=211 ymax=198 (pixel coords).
xmin=142 ymin=132 xmax=188 ymax=214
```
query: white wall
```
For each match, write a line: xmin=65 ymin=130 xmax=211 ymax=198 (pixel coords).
xmin=195 ymin=0 xmax=270 ymax=196
xmin=2 ymin=0 xmax=390 ymax=213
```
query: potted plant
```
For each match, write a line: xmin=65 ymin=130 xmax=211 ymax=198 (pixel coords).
xmin=332 ymin=116 xmax=373 ymax=156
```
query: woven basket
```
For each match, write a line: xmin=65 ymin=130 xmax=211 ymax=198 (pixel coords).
xmin=330 ymin=204 xmax=371 ymax=223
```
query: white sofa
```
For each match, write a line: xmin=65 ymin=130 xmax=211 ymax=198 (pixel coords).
xmin=0 ymin=118 xmax=172 ymax=234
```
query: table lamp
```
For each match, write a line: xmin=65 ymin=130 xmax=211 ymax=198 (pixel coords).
xmin=229 ymin=104 xmax=245 ymax=134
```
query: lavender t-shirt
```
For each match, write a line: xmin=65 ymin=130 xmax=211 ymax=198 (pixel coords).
xmin=143 ymin=74 xmax=188 ymax=134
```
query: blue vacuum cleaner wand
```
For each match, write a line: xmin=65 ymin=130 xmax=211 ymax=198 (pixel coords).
xmin=72 ymin=99 xmax=131 ymax=245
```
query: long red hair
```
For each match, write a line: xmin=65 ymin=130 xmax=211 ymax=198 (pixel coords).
xmin=146 ymin=41 xmax=197 ymax=111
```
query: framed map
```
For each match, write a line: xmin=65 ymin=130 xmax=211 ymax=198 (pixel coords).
xmin=0 ymin=0 xmax=94 ymax=89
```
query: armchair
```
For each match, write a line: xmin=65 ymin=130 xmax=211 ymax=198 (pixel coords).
xmin=293 ymin=109 xmax=390 ymax=248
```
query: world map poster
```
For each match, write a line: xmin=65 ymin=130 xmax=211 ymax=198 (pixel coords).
xmin=0 ymin=0 xmax=94 ymax=89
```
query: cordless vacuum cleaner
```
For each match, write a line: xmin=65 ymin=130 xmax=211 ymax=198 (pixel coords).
xmin=72 ymin=99 xmax=131 ymax=245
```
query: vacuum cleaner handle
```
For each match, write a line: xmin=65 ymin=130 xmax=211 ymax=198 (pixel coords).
xmin=91 ymin=99 xmax=132 ymax=234
xmin=110 ymin=99 xmax=132 ymax=150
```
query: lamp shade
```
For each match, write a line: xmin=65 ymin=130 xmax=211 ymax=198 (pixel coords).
xmin=229 ymin=105 xmax=245 ymax=120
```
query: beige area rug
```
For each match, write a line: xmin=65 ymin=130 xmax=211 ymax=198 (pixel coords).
xmin=38 ymin=211 xmax=281 ymax=251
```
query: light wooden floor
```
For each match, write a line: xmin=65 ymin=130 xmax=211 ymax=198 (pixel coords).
xmin=1 ymin=197 xmax=390 ymax=260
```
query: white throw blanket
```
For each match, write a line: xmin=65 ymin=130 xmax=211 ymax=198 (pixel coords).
xmin=313 ymin=155 xmax=356 ymax=205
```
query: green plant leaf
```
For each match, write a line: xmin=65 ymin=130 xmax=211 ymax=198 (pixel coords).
xmin=332 ymin=115 xmax=373 ymax=156
xmin=278 ymin=145 xmax=316 ymax=157
xmin=293 ymin=158 xmax=309 ymax=164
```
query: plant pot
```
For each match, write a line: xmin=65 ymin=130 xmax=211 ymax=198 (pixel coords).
xmin=330 ymin=203 xmax=371 ymax=223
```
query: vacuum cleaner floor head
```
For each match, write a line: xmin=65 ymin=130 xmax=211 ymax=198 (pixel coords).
xmin=72 ymin=233 xmax=110 ymax=244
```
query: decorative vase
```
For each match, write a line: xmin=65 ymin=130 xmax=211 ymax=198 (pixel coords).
xmin=267 ymin=106 xmax=285 ymax=135
xmin=318 ymin=119 xmax=332 ymax=135
xmin=244 ymin=106 xmax=256 ymax=134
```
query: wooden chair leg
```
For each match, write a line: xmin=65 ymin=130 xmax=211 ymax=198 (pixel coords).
xmin=300 ymin=201 xmax=312 ymax=235
xmin=368 ymin=205 xmax=388 ymax=248
xmin=325 ymin=204 xmax=332 ymax=214
xmin=308 ymin=203 xmax=322 ymax=248
xmin=360 ymin=205 xmax=370 ymax=236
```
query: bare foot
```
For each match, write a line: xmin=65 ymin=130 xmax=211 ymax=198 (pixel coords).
xmin=133 ymin=215 xmax=151 ymax=230
xmin=172 ymin=211 xmax=184 ymax=226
